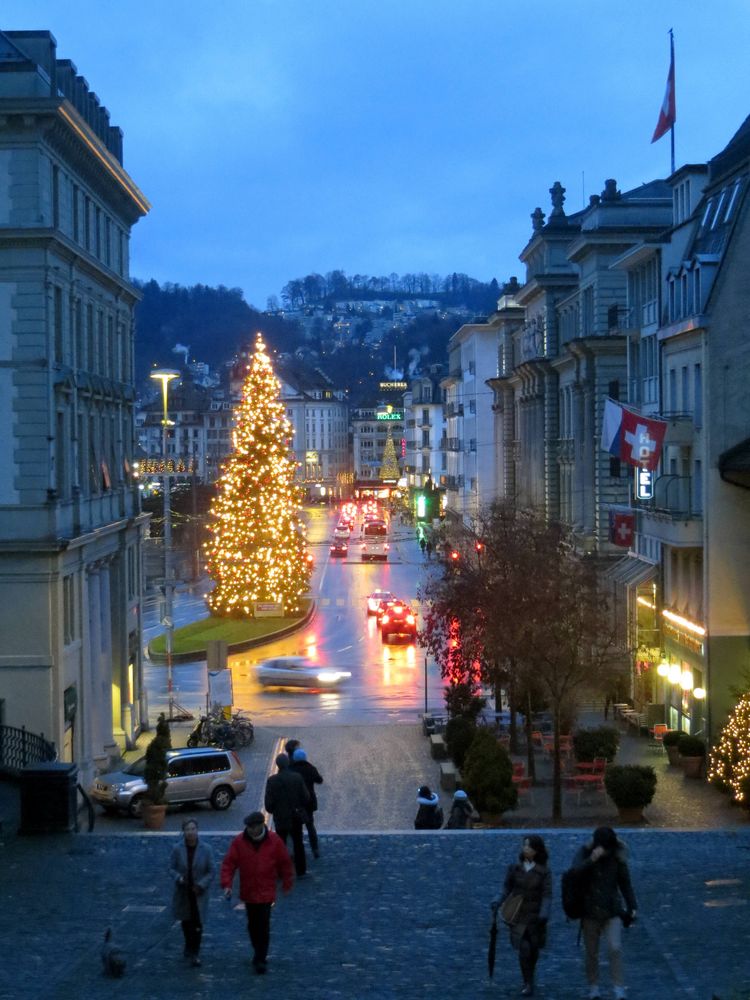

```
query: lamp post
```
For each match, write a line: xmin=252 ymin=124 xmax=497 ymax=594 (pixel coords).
xmin=150 ymin=369 xmax=180 ymax=721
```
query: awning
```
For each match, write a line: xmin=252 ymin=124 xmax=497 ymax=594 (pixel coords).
xmin=603 ymin=556 xmax=657 ymax=589
xmin=719 ymin=437 xmax=750 ymax=489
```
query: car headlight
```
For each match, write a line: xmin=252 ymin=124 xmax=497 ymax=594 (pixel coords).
xmin=317 ymin=671 xmax=341 ymax=683
xmin=406 ymin=615 xmax=415 ymax=625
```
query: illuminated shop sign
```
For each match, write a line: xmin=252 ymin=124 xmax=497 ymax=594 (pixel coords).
xmin=376 ymin=411 xmax=403 ymax=421
xmin=635 ymin=468 xmax=654 ymax=500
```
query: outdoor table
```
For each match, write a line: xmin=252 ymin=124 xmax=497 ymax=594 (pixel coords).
xmin=574 ymin=761 xmax=604 ymax=773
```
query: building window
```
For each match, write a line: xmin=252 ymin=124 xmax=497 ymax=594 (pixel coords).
xmin=52 ymin=164 xmax=60 ymax=228
xmin=669 ymin=369 xmax=677 ymax=411
xmin=681 ymin=366 xmax=689 ymax=412
xmin=694 ymin=364 xmax=702 ymax=429
xmin=72 ymin=186 xmax=80 ymax=242
xmin=53 ymin=286 xmax=64 ymax=364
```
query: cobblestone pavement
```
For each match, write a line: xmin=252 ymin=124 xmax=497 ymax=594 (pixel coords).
xmin=1 ymin=827 xmax=749 ymax=1000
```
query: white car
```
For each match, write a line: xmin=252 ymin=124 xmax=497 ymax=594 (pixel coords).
xmin=366 ymin=589 xmax=396 ymax=615
xmin=255 ymin=656 xmax=351 ymax=689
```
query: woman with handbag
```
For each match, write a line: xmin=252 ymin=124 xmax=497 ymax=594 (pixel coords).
xmin=491 ymin=835 xmax=552 ymax=996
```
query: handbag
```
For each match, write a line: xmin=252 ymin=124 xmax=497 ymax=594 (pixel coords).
xmin=500 ymin=894 xmax=524 ymax=926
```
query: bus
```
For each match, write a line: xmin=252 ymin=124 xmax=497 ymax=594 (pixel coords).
xmin=361 ymin=519 xmax=389 ymax=562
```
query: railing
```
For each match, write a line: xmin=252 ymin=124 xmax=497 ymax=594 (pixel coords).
xmin=642 ymin=474 xmax=696 ymax=518
xmin=0 ymin=725 xmax=57 ymax=777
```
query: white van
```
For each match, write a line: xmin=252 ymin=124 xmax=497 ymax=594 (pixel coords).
xmin=361 ymin=520 xmax=389 ymax=562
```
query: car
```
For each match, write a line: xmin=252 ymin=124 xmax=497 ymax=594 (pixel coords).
xmin=366 ymin=589 xmax=396 ymax=615
xmin=255 ymin=656 xmax=351 ymax=689
xmin=380 ymin=603 xmax=417 ymax=643
xmin=330 ymin=539 xmax=348 ymax=557
xmin=333 ymin=524 xmax=351 ymax=540
xmin=90 ymin=746 xmax=247 ymax=818
xmin=375 ymin=596 xmax=399 ymax=624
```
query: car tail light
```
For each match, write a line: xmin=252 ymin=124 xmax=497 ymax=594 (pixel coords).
xmin=393 ymin=605 xmax=403 ymax=613
xmin=231 ymin=751 xmax=242 ymax=766
xmin=406 ymin=614 xmax=415 ymax=625
xmin=384 ymin=543 xmax=390 ymax=551
xmin=381 ymin=615 xmax=390 ymax=625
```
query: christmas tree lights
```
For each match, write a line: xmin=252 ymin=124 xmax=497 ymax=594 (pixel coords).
xmin=379 ymin=433 xmax=400 ymax=481
xmin=708 ymin=693 xmax=750 ymax=801
xmin=204 ymin=334 xmax=311 ymax=616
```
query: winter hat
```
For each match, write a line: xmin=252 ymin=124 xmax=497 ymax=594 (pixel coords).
xmin=275 ymin=753 xmax=290 ymax=769
xmin=292 ymin=748 xmax=307 ymax=762
xmin=244 ymin=811 xmax=265 ymax=828
xmin=453 ymin=789 xmax=468 ymax=800
xmin=418 ymin=785 xmax=433 ymax=799
xmin=592 ymin=826 xmax=618 ymax=851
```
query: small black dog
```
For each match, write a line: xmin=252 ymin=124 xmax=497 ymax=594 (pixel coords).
xmin=101 ymin=928 xmax=126 ymax=978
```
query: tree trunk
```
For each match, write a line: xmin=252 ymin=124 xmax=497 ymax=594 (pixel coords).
xmin=526 ymin=691 xmax=536 ymax=783
xmin=508 ymin=660 xmax=518 ymax=755
xmin=552 ymin=708 xmax=562 ymax=820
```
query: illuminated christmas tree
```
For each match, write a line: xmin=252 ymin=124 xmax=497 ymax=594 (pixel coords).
xmin=708 ymin=692 xmax=750 ymax=802
xmin=379 ymin=432 xmax=401 ymax=481
xmin=205 ymin=334 xmax=310 ymax=616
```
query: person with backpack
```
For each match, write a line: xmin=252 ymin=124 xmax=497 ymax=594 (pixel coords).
xmin=490 ymin=835 xmax=551 ymax=997
xmin=443 ymin=789 xmax=479 ymax=829
xmin=569 ymin=826 xmax=637 ymax=1000
xmin=414 ymin=785 xmax=443 ymax=829
xmin=290 ymin=747 xmax=324 ymax=858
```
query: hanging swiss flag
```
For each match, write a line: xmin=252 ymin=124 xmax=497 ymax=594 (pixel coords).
xmin=652 ymin=39 xmax=676 ymax=143
xmin=609 ymin=510 xmax=635 ymax=548
xmin=620 ymin=407 xmax=667 ymax=471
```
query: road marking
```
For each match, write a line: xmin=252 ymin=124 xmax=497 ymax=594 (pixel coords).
xmin=337 ymin=644 xmax=353 ymax=652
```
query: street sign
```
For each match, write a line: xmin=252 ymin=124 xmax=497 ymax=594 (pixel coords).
xmin=253 ymin=601 xmax=284 ymax=618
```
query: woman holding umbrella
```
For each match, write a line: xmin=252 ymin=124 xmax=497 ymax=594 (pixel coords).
xmin=490 ymin=835 xmax=552 ymax=996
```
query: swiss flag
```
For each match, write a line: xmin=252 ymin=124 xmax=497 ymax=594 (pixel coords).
xmin=620 ymin=408 xmax=667 ymax=471
xmin=652 ymin=45 xmax=676 ymax=143
xmin=609 ymin=510 xmax=635 ymax=548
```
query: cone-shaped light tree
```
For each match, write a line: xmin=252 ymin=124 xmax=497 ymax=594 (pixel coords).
xmin=708 ymin=692 xmax=750 ymax=802
xmin=379 ymin=432 xmax=401 ymax=480
xmin=205 ymin=334 xmax=310 ymax=616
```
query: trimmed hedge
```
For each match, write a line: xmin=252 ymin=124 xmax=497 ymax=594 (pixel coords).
xmin=573 ymin=726 xmax=620 ymax=762
xmin=444 ymin=716 xmax=477 ymax=770
xmin=604 ymin=764 xmax=657 ymax=809
xmin=462 ymin=729 xmax=518 ymax=815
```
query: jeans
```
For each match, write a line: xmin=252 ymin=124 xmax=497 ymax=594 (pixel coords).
xmin=582 ymin=916 xmax=623 ymax=988
xmin=245 ymin=902 xmax=273 ymax=964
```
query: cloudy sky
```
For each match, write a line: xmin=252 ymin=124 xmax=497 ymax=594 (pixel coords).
xmin=4 ymin=2 xmax=749 ymax=308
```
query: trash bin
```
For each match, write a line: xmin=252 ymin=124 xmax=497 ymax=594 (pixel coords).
xmin=19 ymin=761 xmax=78 ymax=834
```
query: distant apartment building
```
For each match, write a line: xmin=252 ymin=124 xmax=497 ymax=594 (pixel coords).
xmin=351 ymin=404 xmax=404 ymax=481
xmin=0 ymin=31 xmax=150 ymax=780
xmin=441 ymin=315 xmax=503 ymax=521
xmin=402 ymin=365 xmax=445 ymax=492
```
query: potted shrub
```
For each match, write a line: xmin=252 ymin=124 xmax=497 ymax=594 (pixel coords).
xmin=678 ymin=734 xmax=706 ymax=779
xmin=142 ymin=713 xmax=171 ymax=829
xmin=604 ymin=764 xmax=657 ymax=822
xmin=573 ymin=726 xmax=620 ymax=763
xmin=662 ymin=729 xmax=682 ymax=767
xmin=462 ymin=728 xmax=518 ymax=825
xmin=444 ymin=715 xmax=477 ymax=771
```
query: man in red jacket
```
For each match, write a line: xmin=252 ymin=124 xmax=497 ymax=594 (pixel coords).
xmin=220 ymin=811 xmax=294 ymax=975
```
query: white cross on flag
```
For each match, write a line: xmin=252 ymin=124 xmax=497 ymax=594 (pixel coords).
xmin=620 ymin=407 xmax=667 ymax=471
xmin=609 ymin=510 xmax=635 ymax=548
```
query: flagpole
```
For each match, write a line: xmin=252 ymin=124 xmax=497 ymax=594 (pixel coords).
xmin=669 ymin=29 xmax=675 ymax=174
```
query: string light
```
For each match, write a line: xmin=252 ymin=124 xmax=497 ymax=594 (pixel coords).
xmin=708 ymin=692 xmax=750 ymax=802
xmin=204 ymin=333 xmax=311 ymax=616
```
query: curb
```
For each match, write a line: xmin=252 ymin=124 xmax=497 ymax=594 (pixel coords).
xmin=147 ymin=600 xmax=317 ymax=664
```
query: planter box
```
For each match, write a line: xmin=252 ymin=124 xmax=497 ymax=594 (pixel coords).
xmin=680 ymin=755 xmax=704 ymax=779
xmin=617 ymin=806 xmax=645 ymax=823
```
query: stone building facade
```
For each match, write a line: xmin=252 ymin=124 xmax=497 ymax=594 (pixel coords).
xmin=0 ymin=31 xmax=149 ymax=780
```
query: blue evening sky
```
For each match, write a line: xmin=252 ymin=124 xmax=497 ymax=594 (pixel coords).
xmin=4 ymin=1 xmax=749 ymax=308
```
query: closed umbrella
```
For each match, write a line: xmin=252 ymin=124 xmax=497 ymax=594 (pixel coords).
xmin=488 ymin=911 xmax=499 ymax=980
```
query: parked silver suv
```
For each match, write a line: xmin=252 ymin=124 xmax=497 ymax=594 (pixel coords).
xmin=91 ymin=746 xmax=247 ymax=817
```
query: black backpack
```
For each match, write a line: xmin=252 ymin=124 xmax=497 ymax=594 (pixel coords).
xmin=561 ymin=866 xmax=588 ymax=920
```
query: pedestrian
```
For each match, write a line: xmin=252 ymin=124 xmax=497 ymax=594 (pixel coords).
xmin=571 ymin=826 xmax=637 ymax=1000
xmin=264 ymin=752 xmax=310 ymax=876
xmin=290 ymin=747 xmax=324 ymax=858
xmin=425 ymin=539 xmax=433 ymax=560
xmin=414 ymin=785 xmax=443 ymax=829
xmin=419 ymin=536 xmax=426 ymax=557
xmin=491 ymin=835 xmax=552 ymax=996
xmin=169 ymin=818 xmax=215 ymax=967
xmin=284 ymin=737 xmax=300 ymax=759
xmin=220 ymin=811 xmax=294 ymax=975
xmin=444 ymin=788 xmax=479 ymax=829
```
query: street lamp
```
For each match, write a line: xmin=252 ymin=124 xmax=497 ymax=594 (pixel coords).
xmin=150 ymin=368 xmax=180 ymax=721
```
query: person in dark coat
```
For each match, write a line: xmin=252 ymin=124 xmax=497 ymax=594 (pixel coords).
xmin=290 ymin=747 xmax=324 ymax=858
xmin=571 ymin=826 xmax=637 ymax=1000
xmin=169 ymin=819 xmax=215 ymax=966
xmin=491 ymin=835 xmax=552 ymax=996
xmin=264 ymin=753 xmax=310 ymax=876
xmin=414 ymin=785 xmax=443 ymax=829
xmin=444 ymin=789 xmax=479 ymax=829
xmin=220 ymin=811 xmax=294 ymax=975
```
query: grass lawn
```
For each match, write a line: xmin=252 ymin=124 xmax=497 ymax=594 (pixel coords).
xmin=149 ymin=599 xmax=312 ymax=656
